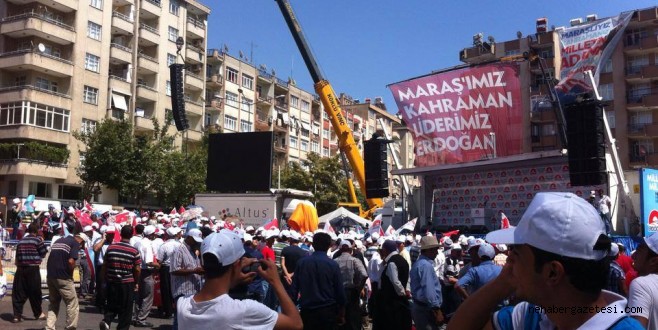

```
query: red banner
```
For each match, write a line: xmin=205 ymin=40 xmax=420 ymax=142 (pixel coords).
xmin=389 ymin=63 xmax=523 ymax=167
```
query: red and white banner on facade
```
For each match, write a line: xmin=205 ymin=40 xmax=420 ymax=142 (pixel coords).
xmin=389 ymin=62 xmax=523 ymax=167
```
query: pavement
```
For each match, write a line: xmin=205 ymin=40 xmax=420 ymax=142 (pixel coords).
xmin=0 ymin=290 xmax=173 ymax=330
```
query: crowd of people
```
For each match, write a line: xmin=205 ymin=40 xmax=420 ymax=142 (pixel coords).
xmin=2 ymin=191 xmax=658 ymax=329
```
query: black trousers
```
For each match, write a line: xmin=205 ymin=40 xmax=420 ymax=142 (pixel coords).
xmin=95 ymin=265 xmax=105 ymax=308
xmin=103 ymin=282 xmax=135 ymax=330
xmin=376 ymin=297 xmax=411 ymax=330
xmin=301 ymin=304 xmax=339 ymax=330
xmin=338 ymin=288 xmax=361 ymax=330
xmin=159 ymin=265 xmax=174 ymax=316
xmin=12 ymin=266 xmax=42 ymax=318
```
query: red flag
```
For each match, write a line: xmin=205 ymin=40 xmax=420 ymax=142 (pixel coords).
xmin=263 ymin=218 xmax=278 ymax=230
xmin=385 ymin=225 xmax=396 ymax=237
xmin=500 ymin=212 xmax=511 ymax=229
xmin=74 ymin=208 xmax=82 ymax=220
xmin=178 ymin=206 xmax=186 ymax=214
xmin=225 ymin=222 xmax=234 ymax=231
xmin=170 ymin=208 xmax=178 ymax=215
xmin=368 ymin=215 xmax=384 ymax=236
xmin=83 ymin=200 xmax=93 ymax=212
xmin=115 ymin=211 xmax=131 ymax=224
xmin=80 ymin=212 xmax=93 ymax=227
xmin=442 ymin=229 xmax=460 ymax=237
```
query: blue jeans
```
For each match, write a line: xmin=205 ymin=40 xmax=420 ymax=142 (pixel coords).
xmin=601 ymin=212 xmax=612 ymax=235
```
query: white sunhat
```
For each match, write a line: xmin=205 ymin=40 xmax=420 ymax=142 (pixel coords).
xmin=186 ymin=228 xmax=203 ymax=243
xmin=167 ymin=227 xmax=182 ymax=236
xmin=486 ymin=192 xmax=608 ymax=260
xmin=201 ymin=230 xmax=244 ymax=266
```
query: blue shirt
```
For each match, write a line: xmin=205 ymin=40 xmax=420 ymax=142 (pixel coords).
xmin=457 ymin=260 xmax=502 ymax=293
xmin=410 ymin=255 xmax=442 ymax=308
xmin=292 ymin=251 xmax=346 ymax=310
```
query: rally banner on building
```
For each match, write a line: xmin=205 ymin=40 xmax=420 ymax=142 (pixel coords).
xmin=555 ymin=13 xmax=632 ymax=103
xmin=388 ymin=62 xmax=523 ymax=167
xmin=640 ymin=168 xmax=658 ymax=236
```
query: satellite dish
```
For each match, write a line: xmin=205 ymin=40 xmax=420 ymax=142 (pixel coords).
xmin=37 ymin=43 xmax=46 ymax=53
xmin=223 ymin=44 xmax=229 ymax=53
xmin=239 ymin=50 xmax=244 ymax=58
xmin=516 ymin=31 xmax=523 ymax=39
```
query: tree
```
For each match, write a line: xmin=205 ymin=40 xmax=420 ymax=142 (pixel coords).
xmin=277 ymin=153 xmax=351 ymax=216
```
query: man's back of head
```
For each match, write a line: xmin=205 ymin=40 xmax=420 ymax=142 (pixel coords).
xmin=312 ymin=232 xmax=332 ymax=252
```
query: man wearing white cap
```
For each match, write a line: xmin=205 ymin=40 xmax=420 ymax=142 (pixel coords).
xmin=132 ymin=225 xmax=160 ymax=327
xmin=157 ymin=226 xmax=183 ymax=319
xmin=455 ymin=243 xmax=501 ymax=299
xmin=9 ymin=197 xmax=22 ymax=240
xmin=335 ymin=239 xmax=367 ymax=330
xmin=78 ymin=225 xmax=95 ymax=298
xmin=627 ymin=232 xmax=658 ymax=329
xmin=177 ymin=230 xmax=302 ymax=330
xmin=449 ymin=192 xmax=643 ymax=330
xmin=170 ymin=228 xmax=204 ymax=329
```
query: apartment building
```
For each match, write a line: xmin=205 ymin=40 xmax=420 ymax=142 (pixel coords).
xmin=0 ymin=0 xmax=210 ymax=204
xmin=458 ymin=6 xmax=658 ymax=174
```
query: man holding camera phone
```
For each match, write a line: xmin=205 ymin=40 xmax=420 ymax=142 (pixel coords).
xmin=177 ymin=229 xmax=302 ymax=330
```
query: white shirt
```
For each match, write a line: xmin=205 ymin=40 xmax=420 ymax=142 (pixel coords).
xmin=434 ymin=250 xmax=446 ymax=281
xmin=177 ymin=293 xmax=278 ymax=330
xmin=130 ymin=235 xmax=143 ymax=247
xmin=597 ymin=195 xmax=612 ymax=214
xmin=134 ymin=236 xmax=155 ymax=266
xmin=367 ymin=251 xmax=383 ymax=282
xmin=151 ymin=237 xmax=164 ymax=257
xmin=493 ymin=291 xmax=632 ymax=330
xmin=628 ymin=273 xmax=658 ymax=329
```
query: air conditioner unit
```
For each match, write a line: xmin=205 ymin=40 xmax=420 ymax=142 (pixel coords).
xmin=570 ymin=18 xmax=582 ymax=26
xmin=586 ymin=14 xmax=598 ymax=22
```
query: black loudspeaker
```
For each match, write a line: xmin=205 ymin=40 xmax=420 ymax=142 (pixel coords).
xmin=169 ymin=64 xmax=189 ymax=131
xmin=364 ymin=137 xmax=390 ymax=198
xmin=565 ymin=99 xmax=606 ymax=186
xmin=206 ymin=132 xmax=273 ymax=192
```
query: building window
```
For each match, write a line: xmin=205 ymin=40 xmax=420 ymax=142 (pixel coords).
xmin=224 ymin=115 xmax=237 ymax=131
xmin=165 ymin=80 xmax=171 ymax=96
xmin=625 ymin=28 xmax=648 ymax=46
xmin=81 ymin=118 xmax=97 ymax=133
xmin=90 ymin=0 xmax=102 ymax=9
xmin=626 ymin=55 xmax=649 ymax=74
xmin=322 ymin=128 xmax=330 ymax=139
xmin=311 ymin=141 xmax=319 ymax=153
xmin=83 ymin=86 xmax=99 ymax=104
xmin=291 ymin=95 xmax=299 ymax=108
xmin=58 ymin=185 xmax=82 ymax=200
xmin=240 ymin=119 xmax=252 ymax=132
xmin=225 ymin=91 xmax=238 ymax=107
xmin=29 ymin=182 xmax=52 ymax=198
xmin=290 ymin=136 xmax=298 ymax=149
xmin=169 ymin=0 xmax=180 ymax=15
xmin=85 ymin=53 xmax=100 ymax=72
xmin=540 ymin=48 xmax=554 ymax=58
xmin=300 ymin=139 xmax=309 ymax=151
xmin=541 ymin=123 xmax=555 ymax=136
xmin=168 ymin=26 xmax=179 ymax=42
xmin=36 ymin=77 xmax=58 ymax=92
xmin=15 ymin=76 xmax=26 ymax=86
xmin=606 ymin=111 xmax=615 ymax=129
xmin=323 ymin=111 xmax=329 ymax=120
xmin=241 ymin=98 xmax=252 ymax=112
xmin=242 ymin=74 xmax=254 ymax=90
xmin=301 ymin=100 xmax=310 ymax=112
xmin=167 ymin=53 xmax=176 ymax=67
xmin=226 ymin=67 xmax=238 ymax=83
xmin=322 ymin=146 xmax=330 ymax=157
xmin=87 ymin=21 xmax=102 ymax=40
xmin=504 ymin=49 xmax=520 ymax=56
xmin=599 ymin=83 xmax=613 ymax=101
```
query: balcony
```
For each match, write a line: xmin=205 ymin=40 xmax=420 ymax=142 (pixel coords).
xmin=110 ymin=43 xmax=133 ymax=64
xmin=185 ymin=72 xmax=204 ymax=91
xmin=625 ymin=65 xmax=658 ymax=82
xmin=529 ymin=32 xmax=555 ymax=47
xmin=530 ymin=58 xmax=555 ymax=73
xmin=136 ymin=83 xmax=158 ymax=102
xmin=1 ymin=13 xmax=75 ymax=45
xmin=138 ymin=24 xmax=159 ymax=47
xmin=275 ymin=101 xmax=289 ymax=112
xmin=255 ymin=112 xmax=270 ymax=132
xmin=0 ymin=49 xmax=73 ymax=77
xmin=627 ymin=90 xmax=658 ymax=111
xmin=273 ymin=140 xmax=287 ymax=154
xmin=186 ymin=129 xmax=203 ymax=141
xmin=257 ymin=95 xmax=273 ymax=106
xmin=258 ymin=68 xmax=274 ymax=81
xmin=111 ymin=11 xmax=134 ymax=35
xmin=137 ymin=53 xmax=159 ymax=73
xmin=186 ymin=16 xmax=205 ymax=39
xmin=629 ymin=152 xmax=658 ymax=167
xmin=0 ymin=159 xmax=68 ymax=179
xmin=109 ymin=75 xmax=131 ymax=95
xmin=0 ymin=85 xmax=71 ymax=109
xmin=134 ymin=115 xmax=155 ymax=131
xmin=206 ymin=74 xmax=223 ymax=88
xmin=0 ymin=125 xmax=70 ymax=146
xmin=459 ymin=44 xmax=496 ymax=64
xmin=6 ymin=0 xmax=78 ymax=13
xmin=273 ymin=121 xmax=287 ymax=133
xmin=185 ymin=45 xmax=204 ymax=64
xmin=624 ymin=36 xmax=658 ymax=55
xmin=629 ymin=7 xmax=658 ymax=27
xmin=185 ymin=97 xmax=204 ymax=116
xmin=628 ymin=123 xmax=658 ymax=138
xmin=113 ymin=0 xmax=134 ymax=6
xmin=140 ymin=0 xmax=162 ymax=18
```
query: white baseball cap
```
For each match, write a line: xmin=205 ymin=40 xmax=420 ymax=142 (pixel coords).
xmin=609 ymin=243 xmax=619 ymax=257
xmin=92 ymin=222 xmax=99 ymax=229
xmin=486 ymin=192 xmax=608 ymax=260
xmin=100 ymin=225 xmax=108 ymax=234
xmin=201 ymin=230 xmax=245 ymax=266
xmin=244 ymin=233 xmax=253 ymax=242
xmin=339 ymin=239 xmax=353 ymax=248
xmin=280 ymin=230 xmax=291 ymax=238
xmin=12 ymin=198 xmax=21 ymax=204
xmin=477 ymin=243 xmax=496 ymax=259
xmin=371 ymin=232 xmax=380 ymax=240
xmin=246 ymin=226 xmax=255 ymax=232
xmin=83 ymin=225 xmax=93 ymax=232
xmin=167 ymin=227 xmax=182 ymax=236
xmin=143 ymin=225 xmax=156 ymax=236
xmin=645 ymin=233 xmax=658 ymax=255
xmin=186 ymin=228 xmax=203 ymax=243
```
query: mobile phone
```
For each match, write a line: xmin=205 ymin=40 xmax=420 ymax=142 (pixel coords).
xmin=242 ymin=260 xmax=268 ymax=273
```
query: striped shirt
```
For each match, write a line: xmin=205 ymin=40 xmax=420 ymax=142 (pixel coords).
xmin=170 ymin=243 xmax=202 ymax=299
xmin=157 ymin=239 xmax=183 ymax=266
xmin=273 ymin=241 xmax=289 ymax=271
xmin=105 ymin=241 xmax=141 ymax=283
xmin=15 ymin=234 xmax=47 ymax=266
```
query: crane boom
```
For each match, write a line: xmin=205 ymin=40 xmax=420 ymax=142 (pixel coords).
xmin=275 ymin=0 xmax=383 ymax=216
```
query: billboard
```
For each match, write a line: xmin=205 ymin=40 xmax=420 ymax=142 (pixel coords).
xmin=640 ymin=168 xmax=658 ymax=236
xmin=389 ymin=62 xmax=523 ymax=167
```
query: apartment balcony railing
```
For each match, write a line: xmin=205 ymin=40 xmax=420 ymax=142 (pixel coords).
xmin=0 ymin=12 xmax=74 ymax=31
xmin=0 ymin=84 xmax=71 ymax=99
xmin=112 ymin=11 xmax=134 ymax=22
xmin=186 ymin=16 xmax=205 ymax=29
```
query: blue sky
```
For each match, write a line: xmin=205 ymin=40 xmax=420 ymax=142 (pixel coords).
xmin=207 ymin=1 xmax=655 ymax=114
